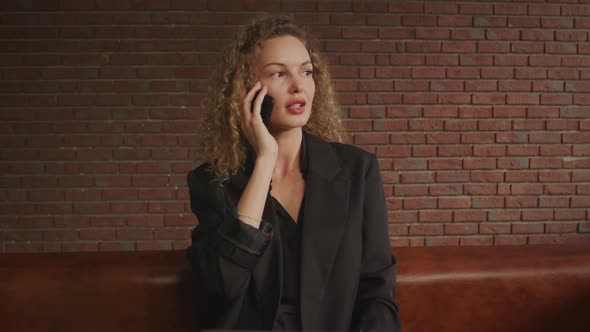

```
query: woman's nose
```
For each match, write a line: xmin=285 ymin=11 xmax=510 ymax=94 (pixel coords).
xmin=289 ymin=76 xmax=304 ymax=94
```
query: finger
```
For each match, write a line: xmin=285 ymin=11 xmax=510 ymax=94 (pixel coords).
xmin=243 ymin=81 xmax=262 ymax=112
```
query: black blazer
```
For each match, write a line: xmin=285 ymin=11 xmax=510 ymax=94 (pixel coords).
xmin=186 ymin=131 xmax=401 ymax=331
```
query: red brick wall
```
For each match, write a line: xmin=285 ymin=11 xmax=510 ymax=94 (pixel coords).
xmin=1 ymin=0 xmax=589 ymax=252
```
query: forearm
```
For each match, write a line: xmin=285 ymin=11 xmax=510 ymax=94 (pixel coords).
xmin=237 ymin=155 xmax=276 ymax=228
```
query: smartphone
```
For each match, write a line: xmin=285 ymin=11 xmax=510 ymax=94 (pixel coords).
xmin=251 ymin=91 xmax=275 ymax=128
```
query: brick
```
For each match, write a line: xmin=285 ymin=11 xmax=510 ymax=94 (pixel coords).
xmin=543 ymin=17 xmax=574 ymax=28
xmin=394 ymin=184 xmax=429 ymax=197
xmin=459 ymin=54 xmax=494 ymax=66
xmin=546 ymin=42 xmax=578 ymax=54
xmin=401 ymin=15 xmax=436 ymax=27
xmin=563 ymin=132 xmax=590 ymax=144
xmin=136 ymin=240 xmax=173 ymax=251
xmin=361 ymin=41 xmax=404 ymax=53
xmin=465 ymin=184 xmax=497 ymax=195
xmin=479 ymin=223 xmax=511 ymax=234
xmin=409 ymin=119 xmax=444 ymax=131
xmin=87 ymin=216 xmax=125 ymax=227
xmin=545 ymin=184 xmax=576 ymax=195
xmin=461 ymin=133 xmax=494 ymax=143
xmin=349 ymin=106 xmax=386 ymax=118
xmin=473 ymin=145 xmax=506 ymax=157
xmin=438 ymin=93 xmax=471 ymax=104
xmin=540 ymin=145 xmax=572 ymax=156
xmin=438 ymin=145 xmax=473 ymax=157
xmin=546 ymin=222 xmax=578 ymax=233
xmin=388 ymin=224 xmax=409 ymax=236
xmin=481 ymin=68 xmax=513 ymax=79
xmin=154 ymin=228 xmax=191 ymax=240
xmin=116 ymin=228 xmax=153 ymax=240
xmin=438 ymin=15 xmax=473 ymax=27
xmin=390 ymin=133 xmax=426 ymax=145
xmin=79 ymin=229 xmax=116 ymax=241
xmin=409 ymin=224 xmax=444 ymax=236
xmin=400 ymin=172 xmax=434 ymax=184
xmin=493 ymin=2 xmax=527 ymax=13
xmin=452 ymin=29 xmax=485 ymax=40
xmin=463 ymin=158 xmax=497 ymax=170
xmin=419 ymin=210 xmax=453 ymax=222
xmin=445 ymin=120 xmax=477 ymax=131
xmin=459 ymin=3 xmax=494 ymax=15
xmin=375 ymin=68 xmax=411 ymax=79
xmin=435 ymin=171 xmax=470 ymax=183
xmin=505 ymin=171 xmax=538 ymax=183
xmin=389 ymin=211 xmax=418 ymax=223
xmin=473 ymin=93 xmax=506 ymax=105
xmin=539 ymin=197 xmax=570 ymax=208
xmin=429 ymin=159 xmax=462 ymax=170
xmin=442 ymin=41 xmax=476 ymax=53
xmin=556 ymin=30 xmax=588 ymax=41
xmin=445 ymin=223 xmax=478 ymax=235
xmin=395 ymin=80 xmax=428 ymax=91
xmin=405 ymin=41 xmax=441 ymax=53
xmin=494 ymin=235 xmax=527 ymax=245
xmin=412 ymin=146 xmax=436 ymax=157
xmin=474 ymin=16 xmax=506 ymax=27
xmin=486 ymin=29 xmax=519 ymax=40
xmin=506 ymin=196 xmax=537 ymax=208
xmin=387 ymin=106 xmax=422 ymax=118
xmin=447 ymin=68 xmax=479 ymax=78
xmin=513 ymin=223 xmax=544 ymax=234
xmin=574 ymin=94 xmax=590 ymax=105
xmin=522 ymin=209 xmax=553 ymax=221
xmin=572 ymin=197 xmax=590 ymax=208
xmin=459 ymin=106 xmax=492 ymax=118
xmin=430 ymin=80 xmax=463 ymax=91
xmin=438 ymin=197 xmax=471 ymax=209
xmin=425 ymin=237 xmax=460 ymax=246
xmin=454 ymin=210 xmax=487 ymax=222
xmin=460 ymin=236 xmax=494 ymax=246
xmin=403 ymin=197 xmax=436 ymax=209
xmin=416 ymin=28 xmax=450 ymax=40
xmin=429 ymin=184 xmax=463 ymax=196
xmin=493 ymin=106 xmax=526 ymax=118
xmin=465 ymin=80 xmax=497 ymax=91
xmin=472 ymin=197 xmax=504 ymax=208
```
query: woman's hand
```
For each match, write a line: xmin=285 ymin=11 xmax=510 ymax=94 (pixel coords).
xmin=241 ymin=82 xmax=278 ymax=161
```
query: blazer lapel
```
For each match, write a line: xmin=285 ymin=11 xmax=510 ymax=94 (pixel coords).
xmin=300 ymin=132 xmax=351 ymax=329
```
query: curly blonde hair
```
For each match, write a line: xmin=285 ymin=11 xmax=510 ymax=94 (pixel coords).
xmin=197 ymin=15 xmax=343 ymax=183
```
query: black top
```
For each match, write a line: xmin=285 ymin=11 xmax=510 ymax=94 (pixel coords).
xmin=270 ymin=134 xmax=308 ymax=330
xmin=273 ymin=195 xmax=303 ymax=304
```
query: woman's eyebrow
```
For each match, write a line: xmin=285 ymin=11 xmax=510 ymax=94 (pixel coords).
xmin=263 ymin=60 xmax=312 ymax=68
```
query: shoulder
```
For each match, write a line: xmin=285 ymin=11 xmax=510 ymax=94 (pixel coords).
xmin=187 ymin=162 xmax=224 ymax=195
xmin=328 ymin=140 xmax=374 ymax=162
xmin=326 ymin=140 xmax=377 ymax=174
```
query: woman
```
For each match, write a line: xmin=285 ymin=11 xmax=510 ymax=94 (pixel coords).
xmin=187 ymin=15 xmax=401 ymax=331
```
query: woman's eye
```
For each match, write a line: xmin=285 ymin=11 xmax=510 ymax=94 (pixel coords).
xmin=303 ymin=70 xmax=313 ymax=76
xmin=271 ymin=72 xmax=284 ymax=78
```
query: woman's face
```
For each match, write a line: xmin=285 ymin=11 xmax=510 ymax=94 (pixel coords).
xmin=255 ymin=35 xmax=315 ymax=133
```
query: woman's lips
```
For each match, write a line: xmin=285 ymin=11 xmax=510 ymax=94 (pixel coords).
xmin=287 ymin=100 xmax=306 ymax=114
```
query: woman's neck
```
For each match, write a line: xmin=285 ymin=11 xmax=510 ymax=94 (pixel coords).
xmin=271 ymin=128 xmax=303 ymax=179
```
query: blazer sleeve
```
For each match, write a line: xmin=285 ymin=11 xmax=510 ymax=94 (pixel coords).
xmin=185 ymin=167 xmax=273 ymax=305
xmin=351 ymin=154 xmax=402 ymax=332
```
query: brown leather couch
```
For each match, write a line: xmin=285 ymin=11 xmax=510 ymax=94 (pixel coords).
xmin=1 ymin=244 xmax=589 ymax=331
